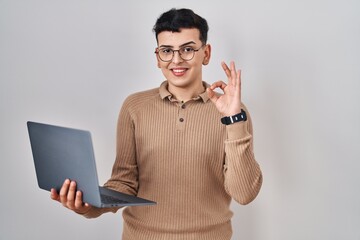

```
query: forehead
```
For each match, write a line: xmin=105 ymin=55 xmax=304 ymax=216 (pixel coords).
xmin=157 ymin=28 xmax=201 ymax=46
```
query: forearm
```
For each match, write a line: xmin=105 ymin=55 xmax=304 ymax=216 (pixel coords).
xmin=223 ymin=121 xmax=263 ymax=205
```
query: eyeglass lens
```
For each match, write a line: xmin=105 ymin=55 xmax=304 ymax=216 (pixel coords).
xmin=158 ymin=47 xmax=196 ymax=62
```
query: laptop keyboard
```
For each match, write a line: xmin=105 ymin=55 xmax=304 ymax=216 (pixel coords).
xmin=101 ymin=194 xmax=129 ymax=204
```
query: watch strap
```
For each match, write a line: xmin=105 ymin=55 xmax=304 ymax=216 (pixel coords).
xmin=221 ymin=109 xmax=247 ymax=125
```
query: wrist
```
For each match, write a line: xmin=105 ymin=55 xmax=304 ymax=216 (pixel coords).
xmin=221 ymin=109 xmax=247 ymax=125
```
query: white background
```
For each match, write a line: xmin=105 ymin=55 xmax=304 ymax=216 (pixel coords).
xmin=1 ymin=0 xmax=359 ymax=239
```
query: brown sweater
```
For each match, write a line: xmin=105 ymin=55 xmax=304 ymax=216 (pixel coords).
xmin=83 ymin=81 xmax=263 ymax=240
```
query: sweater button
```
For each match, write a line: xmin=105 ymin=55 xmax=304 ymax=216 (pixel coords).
xmin=179 ymin=118 xmax=184 ymax=122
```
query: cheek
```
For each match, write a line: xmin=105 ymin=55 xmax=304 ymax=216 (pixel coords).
xmin=193 ymin=53 xmax=206 ymax=66
xmin=157 ymin=61 xmax=169 ymax=71
xmin=160 ymin=67 xmax=170 ymax=78
xmin=190 ymin=58 xmax=204 ymax=70
xmin=156 ymin=56 xmax=161 ymax=68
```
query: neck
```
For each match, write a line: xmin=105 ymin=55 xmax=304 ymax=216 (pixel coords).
xmin=168 ymin=80 xmax=204 ymax=102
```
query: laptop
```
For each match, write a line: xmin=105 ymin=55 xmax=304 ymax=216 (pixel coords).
xmin=27 ymin=121 xmax=156 ymax=208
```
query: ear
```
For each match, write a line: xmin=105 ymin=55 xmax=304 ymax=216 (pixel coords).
xmin=155 ymin=48 xmax=161 ymax=68
xmin=202 ymin=44 xmax=211 ymax=65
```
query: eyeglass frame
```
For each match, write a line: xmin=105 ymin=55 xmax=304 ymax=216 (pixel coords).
xmin=154 ymin=44 xmax=206 ymax=62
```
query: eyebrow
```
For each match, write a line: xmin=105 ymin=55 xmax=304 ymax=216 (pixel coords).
xmin=158 ymin=41 xmax=197 ymax=48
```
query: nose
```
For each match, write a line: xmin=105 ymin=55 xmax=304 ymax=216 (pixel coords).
xmin=172 ymin=50 xmax=183 ymax=64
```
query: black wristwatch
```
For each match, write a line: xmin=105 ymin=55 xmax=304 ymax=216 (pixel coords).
xmin=221 ymin=109 xmax=247 ymax=125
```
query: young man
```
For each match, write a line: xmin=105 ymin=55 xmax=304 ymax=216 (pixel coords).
xmin=51 ymin=8 xmax=262 ymax=240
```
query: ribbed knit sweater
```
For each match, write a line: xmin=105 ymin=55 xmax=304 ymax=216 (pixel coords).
xmin=83 ymin=81 xmax=263 ymax=240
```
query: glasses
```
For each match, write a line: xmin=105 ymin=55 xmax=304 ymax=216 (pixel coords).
xmin=155 ymin=45 xmax=204 ymax=62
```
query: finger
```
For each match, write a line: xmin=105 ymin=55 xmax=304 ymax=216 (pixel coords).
xmin=206 ymin=88 xmax=219 ymax=103
xmin=210 ymin=81 xmax=227 ymax=91
xmin=74 ymin=191 xmax=92 ymax=214
xmin=74 ymin=191 xmax=89 ymax=209
xmin=74 ymin=191 xmax=83 ymax=208
xmin=59 ymin=179 xmax=71 ymax=206
xmin=236 ymin=69 xmax=241 ymax=90
xmin=221 ymin=61 xmax=231 ymax=79
xmin=66 ymin=181 xmax=77 ymax=209
xmin=230 ymin=61 xmax=237 ymax=85
xmin=222 ymin=61 xmax=237 ymax=86
xmin=50 ymin=188 xmax=60 ymax=202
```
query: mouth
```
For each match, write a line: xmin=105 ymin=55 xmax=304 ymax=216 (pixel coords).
xmin=171 ymin=68 xmax=188 ymax=77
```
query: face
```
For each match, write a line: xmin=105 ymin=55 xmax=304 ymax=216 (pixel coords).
xmin=156 ymin=28 xmax=211 ymax=90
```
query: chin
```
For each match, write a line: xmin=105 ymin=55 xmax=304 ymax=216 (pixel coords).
xmin=167 ymin=78 xmax=192 ymax=88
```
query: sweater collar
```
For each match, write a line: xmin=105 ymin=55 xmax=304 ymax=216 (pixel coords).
xmin=159 ymin=81 xmax=210 ymax=103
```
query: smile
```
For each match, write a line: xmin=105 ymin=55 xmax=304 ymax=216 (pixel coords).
xmin=171 ymin=68 xmax=188 ymax=76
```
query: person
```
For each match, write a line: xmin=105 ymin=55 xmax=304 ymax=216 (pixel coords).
xmin=51 ymin=8 xmax=263 ymax=240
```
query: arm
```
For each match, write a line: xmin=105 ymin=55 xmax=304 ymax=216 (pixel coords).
xmin=50 ymin=97 xmax=138 ymax=218
xmin=82 ymin=96 xmax=139 ymax=218
xmin=102 ymin=95 xmax=139 ymax=196
xmin=207 ymin=61 xmax=263 ymax=204
xmin=223 ymin=107 xmax=263 ymax=204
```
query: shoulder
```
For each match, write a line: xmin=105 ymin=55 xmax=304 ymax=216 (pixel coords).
xmin=121 ymin=87 xmax=160 ymax=113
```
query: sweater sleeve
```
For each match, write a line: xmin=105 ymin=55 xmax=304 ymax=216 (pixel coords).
xmin=104 ymin=96 xmax=139 ymax=195
xmin=81 ymin=97 xmax=139 ymax=218
xmin=223 ymin=105 xmax=263 ymax=205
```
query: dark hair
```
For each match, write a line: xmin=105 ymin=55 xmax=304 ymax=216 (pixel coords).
xmin=153 ymin=8 xmax=209 ymax=44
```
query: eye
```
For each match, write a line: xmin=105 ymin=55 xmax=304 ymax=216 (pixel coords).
xmin=159 ymin=48 xmax=173 ymax=54
xmin=181 ymin=47 xmax=195 ymax=53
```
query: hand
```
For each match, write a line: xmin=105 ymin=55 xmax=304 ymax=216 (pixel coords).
xmin=207 ymin=61 xmax=242 ymax=116
xmin=50 ymin=179 xmax=92 ymax=214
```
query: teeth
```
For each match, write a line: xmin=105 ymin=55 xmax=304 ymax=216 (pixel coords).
xmin=173 ymin=69 xmax=186 ymax=73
